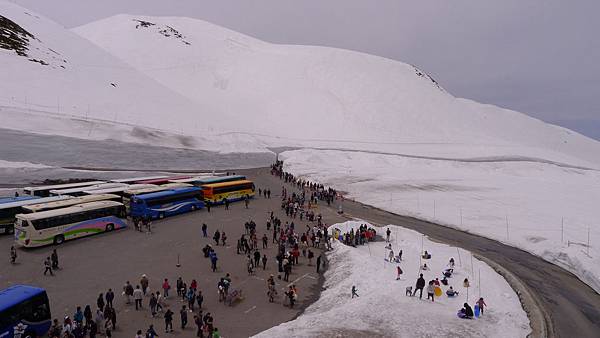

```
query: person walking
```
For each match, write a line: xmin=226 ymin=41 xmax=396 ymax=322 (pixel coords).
xmin=202 ymin=223 xmax=208 ymax=237
xmin=224 ymin=199 xmax=229 ymax=210
xmin=51 ymin=249 xmax=59 ymax=269
xmin=164 ymin=308 xmax=174 ymax=333
xmin=194 ymin=315 xmax=203 ymax=337
xmin=180 ymin=305 xmax=188 ymax=330
xmin=351 ymin=286 xmax=359 ymax=298
xmin=210 ymin=253 xmax=218 ymax=272
xmin=124 ymin=281 xmax=134 ymax=304
xmin=261 ymin=254 xmax=268 ymax=270
xmin=244 ymin=196 xmax=249 ymax=209
xmin=133 ymin=285 xmax=143 ymax=310
xmin=43 ymin=257 xmax=53 ymax=276
xmin=10 ymin=246 xmax=17 ymax=264
xmin=149 ymin=293 xmax=158 ymax=317
xmin=476 ymin=297 xmax=487 ymax=315
xmin=412 ymin=274 xmax=426 ymax=298
xmin=213 ymin=230 xmax=221 ymax=246
xmin=396 ymin=266 xmax=403 ymax=280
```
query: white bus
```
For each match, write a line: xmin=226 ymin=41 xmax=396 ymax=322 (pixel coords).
xmin=83 ymin=184 xmax=156 ymax=196
xmin=24 ymin=181 xmax=106 ymax=197
xmin=21 ymin=194 xmax=122 ymax=213
xmin=0 ymin=196 xmax=72 ymax=234
xmin=110 ymin=175 xmax=168 ymax=184
xmin=49 ymin=183 xmax=128 ymax=197
xmin=14 ymin=201 xmax=127 ymax=247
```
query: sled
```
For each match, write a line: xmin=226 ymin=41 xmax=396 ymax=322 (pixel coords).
xmin=434 ymin=286 xmax=442 ymax=297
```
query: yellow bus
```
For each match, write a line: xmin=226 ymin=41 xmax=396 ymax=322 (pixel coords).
xmin=14 ymin=201 xmax=127 ymax=247
xmin=202 ymin=180 xmax=255 ymax=205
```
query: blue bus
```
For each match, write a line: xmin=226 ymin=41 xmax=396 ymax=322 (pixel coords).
xmin=0 ymin=196 xmax=40 ymax=204
xmin=0 ymin=285 xmax=51 ymax=338
xmin=130 ymin=187 xmax=204 ymax=219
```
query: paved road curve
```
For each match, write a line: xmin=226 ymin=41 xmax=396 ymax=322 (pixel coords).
xmin=252 ymin=167 xmax=600 ymax=338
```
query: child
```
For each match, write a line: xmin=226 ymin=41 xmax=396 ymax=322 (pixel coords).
xmin=396 ymin=266 xmax=403 ymax=280
xmin=476 ymin=297 xmax=487 ymax=315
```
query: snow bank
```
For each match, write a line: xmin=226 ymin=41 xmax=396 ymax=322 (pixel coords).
xmin=255 ymin=221 xmax=530 ymax=338
xmin=280 ymin=149 xmax=600 ymax=294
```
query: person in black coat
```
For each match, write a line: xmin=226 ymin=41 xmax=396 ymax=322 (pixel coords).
xmin=413 ymin=274 xmax=426 ymax=298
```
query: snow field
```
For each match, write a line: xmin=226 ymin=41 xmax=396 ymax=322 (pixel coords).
xmin=254 ymin=221 xmax=530 ymax=338
xmin=280 ymin=149 xmax=600 ymax=294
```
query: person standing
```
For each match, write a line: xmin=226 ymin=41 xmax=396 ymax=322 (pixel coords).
xmin=97 ymin=293 xmax=105 ymax=312
xmin=412 ymin=274 xmax=426 ymax=298
xmin=202 ymin=223 xmax=208 ymax=237
xmin=213 ymin=230 xmax=220 ymax=246
xmin=196 ymin=290 xmax=204 ymax=310
xmin=224 ymin=199 xmax=229 ymax=210
xmin=10 ymin=246 xmax=17 ymax=264
xmin=194 ymin=315 xmax=203 ymax=337
xmin=105 ymin=289 xmax=115 ymax=308
xmin=244 ymin=196 xmax=249 ymax=209
xmin=149 ymin=293 xmax=158 ymax=317
xmin=146 ymin=325 xmax=159 ymax=338
xmin=180 ymin=305 xmax=188 ymax=329
xmin=133 ymin=285 xmax=143 ymax=310
xmin=140 ymin=274 xmax=149 ymax=296
xmin=386 ymin=228 xmax=391 ymax=242
xmin=123 ymin=281 xmax=133 ymax=304
xmin=164 ymin=308 xmax=174 ymax=333
xmin=210 ymin=253 xmax=218 ymax=272
xmin=427 ymin=281 xmax=435 ymax=302
xmin=162 ymin=279 xmax=171 ymax=298
xmin=316 ymin=254 xmax=322 ymax=273
xmin=43 ymin=257 xmax=53 ymax=276
xmin=51 ymin=249 xmax=59 ymax=269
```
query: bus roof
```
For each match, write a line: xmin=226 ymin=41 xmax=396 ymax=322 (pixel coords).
xmin=110 ymin=175 xmax=168 ymax=183
xmin=16 ymin=200 xmax=124 ymax=221
xmin=0 ymin=196 xmax=40 ymax=204
xmin=134 ymin=176 xmax=192 ymax=184
xmin=160 ymin=183 xmax=193 ymax=189
xmin=123 ymin=186 xmax=167 ymax=196
xmin=83 ymin=184 xmax=155 ymax=195
xmin=22 ymin=194 xmax=121 ymax=212
xmin=133 ymin=187 xmax=201 ymax=200
xmin=0 ymin=195 xmax=72 ymax=210
xmin=202 ymin=179 xmax=253 ymax=188
xmin=50 ymin=183 xmax=128 ymax=195
xmin=24 ymin=181 xmax=106 ymax=193
xmin=168 ymin=176 xmax=214 ymax=183
xmin=196 ymin=175 xmax=247 ymax=185
xmin=0 ymin=285 xmax=46 ymax=311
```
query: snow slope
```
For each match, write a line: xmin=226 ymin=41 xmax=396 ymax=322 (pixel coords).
xmin=255 ymin=221 xmax=530 ymax=337
xmin=281 ymin=149 xmax=600 ymax=294
xmin=0 ymin=1 xmax=264 ymax=152
xmin=74 ymin=14 xmax=600 ymax=168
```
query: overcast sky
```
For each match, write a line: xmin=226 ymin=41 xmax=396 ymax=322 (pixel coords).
xmin=12 ymin=0 xmax=600 ymax=139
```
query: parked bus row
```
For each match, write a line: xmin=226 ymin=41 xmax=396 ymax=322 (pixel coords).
xmin=2 ymin=175 xmax=255 ymax=247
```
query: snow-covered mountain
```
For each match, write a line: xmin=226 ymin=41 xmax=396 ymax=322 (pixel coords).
xmin=0 ymin=1 xmax=238 ymax=151
xmin=73 ymin=14 xmax=600 ymax=168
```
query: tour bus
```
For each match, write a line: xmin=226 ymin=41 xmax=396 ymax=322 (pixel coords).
xmin=202 ymin=179 xmax=255 ymax=205
xmin=21 ymin=194 xmax=122 ymax=213
xmin=0 ymin=196 xmax=72 ymax=235
xmin=23 ymin=181 xmax=106 ymax=197
xmin=130 ymin=187 xmax=204 ymax=220
xmin=49 ymin=183 xmax=128 ymax=197
xmin=134 ymin=176 xmax=192 ymax=185
xmin=0 ymin=196 xmax=40 ymax=204
xmin=14 ymin=201 xmax=127 ymax=247
xmin=176 ymin=175 xmax=247 ymax=187
xmin=82 ymin=184 xmax=156 ymax=196
xmin=0 ymin=285 xmax=51 ymax=338
xmin=110 ymin=175 xmax=168 ymax=184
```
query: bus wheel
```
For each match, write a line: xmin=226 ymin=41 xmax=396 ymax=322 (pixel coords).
xmin=106 ymin=223 xmax=115 ymax=232
xmin=159 ymin=212 xmax=165 ymax=219
xmin=191 ymin=205 xmax=197 ymax=211
xmin=54 ymin=235 xmax=65 ymax=245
